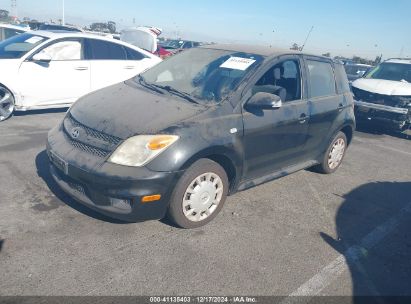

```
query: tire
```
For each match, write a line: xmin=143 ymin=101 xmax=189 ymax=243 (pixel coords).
xmin=167 ymin=159 xmax=229 ymax=229
xmin=0 ymin=85 xmax=15 ymax=122
xmin=314 ymin=131 xmax=348 ymax=174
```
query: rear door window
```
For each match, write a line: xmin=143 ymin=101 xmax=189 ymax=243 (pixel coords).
xmin=334 ymin=64 xmax=351 ymax=93
xmin=306 ymin=60 xmax=336 ymax=98
xmin=85 ymin=39 xmax=127 ymax=60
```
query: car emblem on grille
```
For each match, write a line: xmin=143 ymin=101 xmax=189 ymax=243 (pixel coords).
xmin=70 ymin=127 xmax=81 ymax=139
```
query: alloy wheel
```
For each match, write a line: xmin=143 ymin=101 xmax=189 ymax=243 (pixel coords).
xmin=0 ymin=86 xmax=14 ymax=121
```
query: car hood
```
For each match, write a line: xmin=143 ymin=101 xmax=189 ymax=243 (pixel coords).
xmin=69 ymin=81 xmax=207 ymax=139
xmin=352 ymin=78 xmax=411 ymax=96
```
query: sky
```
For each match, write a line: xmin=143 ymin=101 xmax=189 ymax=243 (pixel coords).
xmin=1 ymin=0 xmax=410 ymax=59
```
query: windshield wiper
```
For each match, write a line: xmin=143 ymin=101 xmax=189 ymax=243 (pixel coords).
xmin=151 ymin=84 xmax=198 ymax=104
xmin=137 ymin=75 xmax=165 ymax=95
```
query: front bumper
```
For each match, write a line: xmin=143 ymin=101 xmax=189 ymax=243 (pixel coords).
xmin=354 ymin=100 xmax=410 ymax=130
xmin=47 ymin=126 xmax=183 ymax=222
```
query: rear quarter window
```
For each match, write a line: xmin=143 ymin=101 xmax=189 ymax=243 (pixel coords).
xmin=335 ymin=64 xmax=351 ymax=93
xmin=307 ymin=60 xmax=336 ymax=98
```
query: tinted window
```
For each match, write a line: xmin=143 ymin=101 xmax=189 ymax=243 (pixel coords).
xmin=335 ymin=64 xmax=351 ymax=93
xmin=307 ymin=60 xmax=336 ymax=98
xmin=86 ymin=39 xmax=127 ymax=60
xmin=4 ymin=28 xmax=24 ymax=39
xmin=253 ymin=59 xmax=301 ymax=102
xmin=183 ymin=42 xmax=192 ymax=49
xmin=39 ymin=40 xmax=82 ymax=60
xmin=125 ymin=47 xmax=146 ymax=60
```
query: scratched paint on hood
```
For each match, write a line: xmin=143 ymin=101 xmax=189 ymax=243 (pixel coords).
xmin=69 ymin=81 xmax=207 ymax=139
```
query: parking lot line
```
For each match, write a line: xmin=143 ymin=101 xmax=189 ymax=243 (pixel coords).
xmin=281 ymin=201 xmax=411 ymax=303
xmin=374 ymin=144 xmax=411 ymax=156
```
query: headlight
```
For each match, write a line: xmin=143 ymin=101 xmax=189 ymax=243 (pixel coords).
xmin=108 ymin=135 xmax=179 ymax=167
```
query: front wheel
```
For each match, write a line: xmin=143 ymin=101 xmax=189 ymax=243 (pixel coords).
xmin=166 ymin=159 xmax=229 ymax=229
xmin=314 ymin=131 xmax=348 ymax=174
xmin=0 ymin=86 xmax=15 ymax=122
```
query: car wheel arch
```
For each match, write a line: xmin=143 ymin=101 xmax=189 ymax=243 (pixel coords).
xmin=0 ymin=82 xmax=19 ymax=105
xmin=340 ymin=125 xmax=354 ymax=146
xmin=178 ymin=147 xmax=241 ymax=194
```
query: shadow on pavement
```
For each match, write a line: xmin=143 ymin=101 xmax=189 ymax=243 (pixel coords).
xmin=0 ymin=239 xmax=4 ymax=252
xmin=321 ymin=181 xmax=411 ymax=302
xmin=35 ymin=150 xmax=128 ymax=224
xmin=355 ymin=123 xmax=411 ymax=140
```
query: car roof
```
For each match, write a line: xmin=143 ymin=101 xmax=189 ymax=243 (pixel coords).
xmin=26 ymin=30 xmax=157 ymax=58
xmin=384 ymin=58 xmax=411 ymax=65
xmin=0 ymin=23 xmax=29 ymax=31
xmin=199 ymin=43 xmax=331 ymax=61
xmin=28 ymin=30 xmax=112 ymax=39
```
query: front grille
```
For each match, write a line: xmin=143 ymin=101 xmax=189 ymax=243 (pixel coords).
xmin=352 ymin=87 xmax=411 ymax=108
xmin=63 ymin=131 xmax=109 ymax=157
xmin=68 ymin=114 xmax=121 ymax=146
xmin=63 ymin=113 xmax=122 ymax=157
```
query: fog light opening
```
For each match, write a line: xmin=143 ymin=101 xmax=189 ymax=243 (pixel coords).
xmin=110 ymin=198 xmax=132 ymax=211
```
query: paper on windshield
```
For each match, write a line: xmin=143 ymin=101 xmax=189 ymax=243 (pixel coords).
xmin=25 ymin=36 xmax=43 ymax=44
xmin=220 ymin=57 xmax=256 ymax=71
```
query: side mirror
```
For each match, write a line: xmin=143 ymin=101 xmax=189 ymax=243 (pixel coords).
xmin=32 ymin=52 xmax=52 ymax=63
xmin=246 ymin=92 xmax=282 ymax=110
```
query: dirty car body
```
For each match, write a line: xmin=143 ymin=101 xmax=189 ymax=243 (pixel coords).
xmin=47 ymin=45 xmax=355 ymax=226
xmin=352 ymin=59 xmax=411 ymax=130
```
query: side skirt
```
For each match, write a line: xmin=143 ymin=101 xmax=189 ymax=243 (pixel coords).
xmin=237 ymin=160 xmax=318 ymax=192
xmin=15 ymin=103 xmax=72 ymax=111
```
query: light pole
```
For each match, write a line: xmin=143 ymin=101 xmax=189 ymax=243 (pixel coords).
xmin=62 ymin=0 xmax=65 ymax=25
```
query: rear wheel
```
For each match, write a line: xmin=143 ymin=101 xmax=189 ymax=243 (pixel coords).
xmin=314 ymin=131 xmax=347 ymax=174
xmin=167 ymin=159 xmax=229 ymax=229
xmin=0 ymin=86 xmax=15 ymax=122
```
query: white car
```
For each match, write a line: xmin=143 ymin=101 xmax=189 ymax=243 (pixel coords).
xmin=352 ymin=58 xmax=411 ymax=131
xmin=0 ymin=23 xmax=29 ymax=41
xmin=0 ymin=31 xmax=162 ymax=121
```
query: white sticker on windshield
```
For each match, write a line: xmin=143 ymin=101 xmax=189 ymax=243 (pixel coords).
xmin=220 ymin=57 xmax=256 ymax=71
xmin=25 ymin=36 xmax=43 ymax=44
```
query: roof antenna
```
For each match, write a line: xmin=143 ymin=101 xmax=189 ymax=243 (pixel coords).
xmin=300 ymin=26 xmax=314 ymax=51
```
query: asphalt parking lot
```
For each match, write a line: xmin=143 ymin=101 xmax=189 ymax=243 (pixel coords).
xmin=0 ymin=110 xmax=410 ymax=299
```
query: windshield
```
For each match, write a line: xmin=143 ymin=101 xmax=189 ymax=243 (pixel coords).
xmin=139 ymin=48 xmax=264 ymax=104
xmin=365 ymin=62 xmax=411 ymax=82
xmin=0 ymin=33 xmax=48 ymax=59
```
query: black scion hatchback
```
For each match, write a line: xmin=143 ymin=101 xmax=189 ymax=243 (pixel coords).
xmin=47 ymin=44 xmax=355 ymax=228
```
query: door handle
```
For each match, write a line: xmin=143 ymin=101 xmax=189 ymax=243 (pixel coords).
xmin=124 ymin=66 xmax=136 ymax=70
xmin=338 ymin=103 xmax=344 ymax=112
xmin=74 ymin=66 xmax=88 ymax=71
xmin=299 ymin=113 xmax=308 ymax=124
